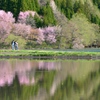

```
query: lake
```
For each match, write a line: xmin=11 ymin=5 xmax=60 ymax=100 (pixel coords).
xmin=0 ymin=59 xmax=100 ymax=100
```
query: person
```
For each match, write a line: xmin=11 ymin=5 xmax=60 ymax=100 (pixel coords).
xmin=11 ymin=40 xmax=15 ymax=50
xmin=14 ymin=41 xmax=18 ymax=50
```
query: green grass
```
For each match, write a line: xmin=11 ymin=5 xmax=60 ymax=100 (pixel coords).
xmin=4 ymin=34 xmax=27 ymax=49
xmin=0 ymin=49 xmax=100 ymax=58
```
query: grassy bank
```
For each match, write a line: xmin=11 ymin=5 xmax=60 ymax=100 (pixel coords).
xmin=0 ymin=49 xmax=100 ymax=59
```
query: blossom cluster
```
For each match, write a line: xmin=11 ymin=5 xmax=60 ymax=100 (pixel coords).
xmin=18 ymin=11 xmax=36 ymax=24
xmin=0 ymin=10 xmax=15 ymax=40
xmin=0 ymin=10 xmax=60 ymax=44
xmin=39 ymin=26 xmax=57 ymax=43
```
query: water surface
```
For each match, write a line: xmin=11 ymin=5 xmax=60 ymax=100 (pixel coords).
xmin=0 ymin=59 xmax=100 ymax=100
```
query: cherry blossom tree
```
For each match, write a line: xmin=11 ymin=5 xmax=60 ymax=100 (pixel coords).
xmin=0 ymin=10 xmax=15 ymax=40
xmin=0 ymin=21 xmax=12 ymax=40
xmin=0 ymin=10 xmax=15 ymax=23
xmin=32 ymin=26 xmax=61 ymax=44
xmin=18 ymin=11 xmax=36 ymax=23
xmin=27 ymin=26 xmax=60 ymax=44
xmin=0 ymin=10 xmax=61 ymax=47
xmin=12 ymin=23 xmax=31 ymax=38
xmin=37 ymin=28 xmax=45 ymax=44
xmin=26 ymin=15 xmax=36 ymax=28
xmin=37 ymin=26 xmax=57 ymax=44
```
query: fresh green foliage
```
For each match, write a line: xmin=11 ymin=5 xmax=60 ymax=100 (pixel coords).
xmin=54 ymin=0 xmax=100 ymax=25
xmin=70 ymin=13 xmax=97 ymax=46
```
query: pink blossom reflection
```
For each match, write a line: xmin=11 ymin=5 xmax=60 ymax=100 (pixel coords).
xmin=18 ymin=73 xmax=35 ymax=85
xmin=0 ymin=60 xmax=60 ymax=87
xmin=38 ymin=61 xmax=61 ymax=70
xmin=0 ymin=60 xmax=14 ymax=86
xmin=0 ymin=60 xmax=36 ymax=87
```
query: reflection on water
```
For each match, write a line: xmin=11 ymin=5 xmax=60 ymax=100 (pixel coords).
xmin=0 ymin=60 xmax=60 ymax=87
xmin=0 ymin=59 xmax=100 ymax=100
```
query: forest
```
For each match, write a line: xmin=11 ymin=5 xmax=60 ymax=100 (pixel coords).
xmin=0 ymin=0 xmax=100 ymax=49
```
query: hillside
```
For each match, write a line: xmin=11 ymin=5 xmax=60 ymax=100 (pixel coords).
xmin=51 ymin=0 xmax=100 ymax=48
xmin=54 ymin=0 xmax=100 ymax=23
xmin=0 ymin=0 xmax=100 ymax=49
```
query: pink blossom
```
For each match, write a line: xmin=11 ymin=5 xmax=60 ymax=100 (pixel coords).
xmin=38 ymin=26 xmax=57 ymax=43
xmin=18 ymin=11 xmax=36 ymax=24
xmin=0 ymin=10 xmax=15 ymax=23
xmin=37 ymin=28 xmax=45 ymax=44
xmin=13 ymin=23 xmax=31 ymax=38
xmin=0 ymin=21 xmax=12 ymax=39
xmin=0 ymin=60 xmax=14 ymax=86
xmin=0 ymin=10 xmax=15 ymax=39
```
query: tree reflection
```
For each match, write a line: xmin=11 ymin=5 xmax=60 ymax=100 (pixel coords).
xmin=0 ymin=60 xmax=58 ymax=86
xmin=0 ymin=60 xmax=100 ymax=100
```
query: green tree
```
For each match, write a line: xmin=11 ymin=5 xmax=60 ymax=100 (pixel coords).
xmin=22 ymin=0 xmax=40 ymax=12
xmin=34 ymin=15 xmax=43 ymax=28
xmin=41 ymin=3 xmax=56 ymax=26
xmin=92 ymin=0 xmax=100 ymax=9
xmin=0 ymin=0 xmax=22 ymax=21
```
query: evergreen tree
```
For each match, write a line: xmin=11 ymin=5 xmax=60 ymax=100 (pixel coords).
xmin=41 ymin=3 xmax=56 ymax=26
xmin=22 ymin=0 xmax=40 ymax=12
xmin=0 ymin=0 xmax=6 ymax=11
xmin=92 ymin=0 xmax=100 ymax=9
xmin=73 ymin=1 xmax=79 ymax=13
xmin=34 ymin=15 xmax=43 ymax=28
xmin=54 ymin=0 xmax=74 ymax=19
xmin=73 ymin=1 xmax=84 ymax=13
xmin=0 ymin=0 xmax=22 ymax=21
xmin=16 ymin=0 xmax=22 ymax=21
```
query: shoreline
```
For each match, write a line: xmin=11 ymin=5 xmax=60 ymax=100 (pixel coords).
xmin=0 ymin=49 xmax=100 ymax=60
